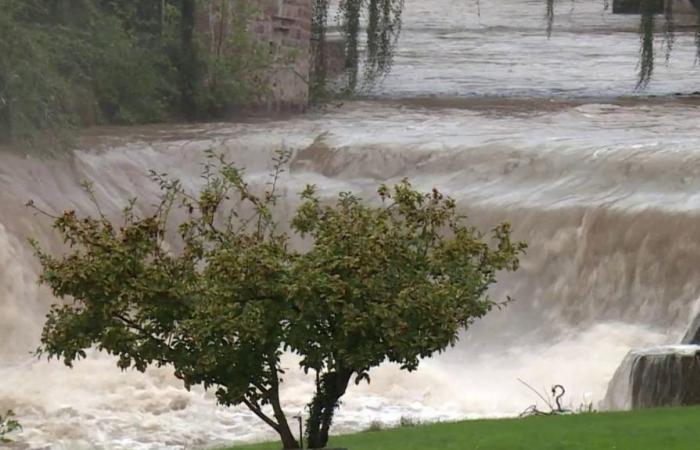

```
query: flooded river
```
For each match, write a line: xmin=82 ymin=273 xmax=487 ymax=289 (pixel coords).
xmin=2 ymin=0 xmax=700 ymax=448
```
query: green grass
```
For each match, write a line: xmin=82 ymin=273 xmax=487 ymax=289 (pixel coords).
xmin=225 ymin=406 xmax=700 ymax=450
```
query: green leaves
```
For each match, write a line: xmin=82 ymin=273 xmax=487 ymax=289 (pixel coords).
xmin=287 ymin=179 xmax=525 ymax=374
xmin=31 ymin=154 xmax=525 ymax=449
xmin=0 ymin=410 xmax=21 ymax=444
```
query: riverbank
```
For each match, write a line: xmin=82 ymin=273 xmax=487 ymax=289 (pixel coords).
xmin=226 ymin=406 xmax=700 ymax=450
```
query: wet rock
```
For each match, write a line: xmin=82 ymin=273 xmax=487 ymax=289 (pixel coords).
xmin=602 ymin=345 xmax=700 ymax=410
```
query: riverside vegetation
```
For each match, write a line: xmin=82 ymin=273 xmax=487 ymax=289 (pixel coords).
xmin=0 ymin=0 xmax=271 ymax=145
xmin=28 ymin=151 xmax=525 ymax=448
xmin=0 ymin=0 xmax=405 ymax=146
xmin=1 ymin=0 xmax=690 ymax=146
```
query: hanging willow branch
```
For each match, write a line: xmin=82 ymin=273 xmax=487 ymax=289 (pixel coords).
xmin=662 ymin=0 xmax=675 ymax=64
xmin=637 ymin=2 xmax=655 ymax=90
xmin=364 ymin=0 xmax=405 ymax=87
xmin=339 ymin=0 xmax=364 ymax=92
xmin=310 ymin=0 xmax=330 ymax=98
xmin=695 ymin=12 xmax=700 ymax=63
xmin=544 ymin=0 xmax=699 ymax=91
xmin=311 ymin=0 xmax=405 ymax=98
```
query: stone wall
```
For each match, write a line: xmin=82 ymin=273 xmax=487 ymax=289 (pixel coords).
xmin=255 ymin=0 xmax=312 ymax=112
xmin=197 ymin=0 xmax=312 ymax=113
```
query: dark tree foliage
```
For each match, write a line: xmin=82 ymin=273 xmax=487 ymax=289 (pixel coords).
xmin=638 ymin=2 xmax=656 ymax=90
xmin=30 ymin=153 xmax=525 ymax=449
xmin=663 ymin=0 xmax=675 ymax=64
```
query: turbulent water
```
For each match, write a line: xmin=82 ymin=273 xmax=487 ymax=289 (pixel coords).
xmin=3 ymin=0 xmax=700 ymax=449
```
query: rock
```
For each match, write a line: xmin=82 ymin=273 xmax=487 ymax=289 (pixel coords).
xmin=601 ymin=345 xmax=700 ymax=410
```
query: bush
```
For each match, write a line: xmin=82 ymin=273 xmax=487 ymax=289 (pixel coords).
xmin=366 ymin=421 xmax=384 ymax=432
xmin=399 ymin=416 xmax=421 ymax=428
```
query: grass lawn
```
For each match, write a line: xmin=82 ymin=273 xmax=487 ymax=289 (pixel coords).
xmin=225 ymin=406 xmax=700 ymax=450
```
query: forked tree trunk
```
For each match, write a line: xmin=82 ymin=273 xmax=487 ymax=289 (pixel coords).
xmin=306 ymin=369 xmax=353 ymax=448
xmin=244 ymin=397 xmax=299 ymax=450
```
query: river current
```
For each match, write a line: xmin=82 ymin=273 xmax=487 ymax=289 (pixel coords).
xmin=2 ymin=1 xmax=700 ymax=448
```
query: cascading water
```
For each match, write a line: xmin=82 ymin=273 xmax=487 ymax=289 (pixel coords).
xmin=3 ymin=0 xmax=700 ymax=449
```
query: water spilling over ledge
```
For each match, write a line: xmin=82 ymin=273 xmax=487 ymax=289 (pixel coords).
xmin=1 ymin=99 xmax=698 ymax=448
xmin=602 ymin=345 xmax=700 ymax=410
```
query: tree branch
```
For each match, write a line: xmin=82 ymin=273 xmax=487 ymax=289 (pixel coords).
xmin=243 ymin=398 xmax=280 ymax=432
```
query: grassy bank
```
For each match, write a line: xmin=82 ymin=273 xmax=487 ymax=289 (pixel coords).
xmin=227 ymin=406 xmax=700 ymax=450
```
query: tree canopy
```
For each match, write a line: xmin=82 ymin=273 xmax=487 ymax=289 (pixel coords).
xmin=30 ymin=152 xmax=525 ymax=448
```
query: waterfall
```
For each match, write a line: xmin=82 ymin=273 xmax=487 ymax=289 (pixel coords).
xmin=2 ymin=99 xmax=700 ymax=447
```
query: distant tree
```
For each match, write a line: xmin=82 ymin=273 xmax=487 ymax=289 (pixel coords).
xmin=30 ymin=152 xmax=525 ymax=449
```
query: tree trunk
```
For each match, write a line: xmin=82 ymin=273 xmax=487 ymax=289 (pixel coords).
xmin=243 ymin=396 xmax=299 ymax=450
xmin=180 ymin=0 xmax=198 ymax=119
xmin=307 ymin=369 xmax=353 ymax=448
xmin=0 ymin=68 xmax=10 ymax=143
xmin=270 ymin=367 xmax=300 ymax=449
xmin=278 ymin=424 xmax=300 ymax=450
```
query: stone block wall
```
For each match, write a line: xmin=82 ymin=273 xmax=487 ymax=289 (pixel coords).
xmin=255 ymin=0 xmax=312 ymax=112
xmin=197 ymin=0 xmax=312 ymax=113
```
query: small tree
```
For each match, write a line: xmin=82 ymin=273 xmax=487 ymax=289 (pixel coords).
xmin=30 ymin=151 xmax=525 ymax=449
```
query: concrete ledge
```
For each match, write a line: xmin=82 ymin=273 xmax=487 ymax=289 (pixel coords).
xmin=602 ymin=345 xmax=700 ymax=410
